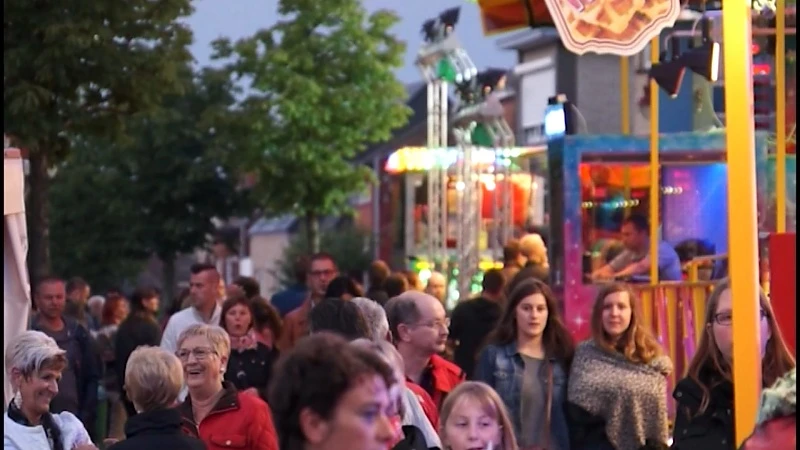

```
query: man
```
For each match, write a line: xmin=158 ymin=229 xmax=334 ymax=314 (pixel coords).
xmin=30 ymin=277 xmax=100 ymax=436
xmin=424 ymin=272 xmax=448 ymax=309
xmin=500 ymin=239 xmax=525 ymax=283
xmin=227 ymin=275 xmax=261 ymax=300
xmin=506 ymin=233 xmax=550 ymax=295
xmin=386 ymin=291 xmax=464 ymax=409
xmin=308 ymin=298 xmax=370 ymax=341
xmin=448 ymin=268 xmax=505 ymax=379
xmin=160 ymin=263 xmax=223 ymax=354
xmin=271 ymin=256 xmax=309 ymax=317
xmin=64 ymin=277 xmax=97 ymax=331
xmin=590 ymin=214 xmax=683 ymax=282
xmin=279 ymin=253 xmax=338 ymax=350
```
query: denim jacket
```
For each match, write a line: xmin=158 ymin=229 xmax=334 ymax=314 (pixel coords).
xmin=475 ymin=342 xmax=570 ymax=450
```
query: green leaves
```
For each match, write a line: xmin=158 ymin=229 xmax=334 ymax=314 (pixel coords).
xmin=214 ymin=0 xmax=411 ymax=226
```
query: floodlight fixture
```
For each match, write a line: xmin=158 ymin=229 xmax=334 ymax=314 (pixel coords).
xmin=439 ymin=7 xmax=460 ymax=31
xmin=422 ymin=19 xmax=437 ymax=43
xmin=476 ymin=68 xmax=508 ymax=95
xmin=680 ymin=18 xmax=720 ymax=82
xmin=648 ymin=37 xmax=686 ymax=98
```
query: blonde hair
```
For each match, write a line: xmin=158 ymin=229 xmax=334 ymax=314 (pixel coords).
xmin=439 ymin=381 xmax=519 ymax=450
xmin=177 ymin=324 xmax=231 ymax=358
xmin=125 ymin=346 xmax=184 ymax=412
xmin=5 ymin=331 xmax=67 ymax=379
xmin=519 ymin=233 xmax=548 ymax=268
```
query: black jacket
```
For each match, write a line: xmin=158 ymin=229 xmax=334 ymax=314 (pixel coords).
xmin=107 ymin=408 xmax=206 ymax=450
xmin=392 ymin=425 xmax=433 ymax=450
xmin=115 ymin=311 xmax=162 ymax=416
xmin=448 ymin=296 xmax=502 ymax=379
xmin=566 ymin=402 xmax=616 ymax=450
xmin=671 ymin=374 xmax=735 ymax=450
xmin=224 ymin=342 xmax=279 ymax=403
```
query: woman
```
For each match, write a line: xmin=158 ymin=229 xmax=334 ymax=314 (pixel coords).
xmin=439 ymin=381 xmax=519 ymax=450
xmin=115 ymin=287 xmax=162 ymax=417
xmin=739 ymin=368 xmax=796 ymax=450
xmin=324 ymin=275 xmax=364 ymax=300
xmin=671 ymin=279 xmax=795 ymax=450
xmin=351 ymin=338 xmax=442 ymax=450
xmin=219 ymin=295 xmax=279 ymax=401
xmin=567 ymin=283 xmax=672 ymax=450
xmin=269 ymin=332 xmax=400 ymax=450
xmin=475 ymin=279 xmax=574 ymax=450
xmin=95 ymin=293 xmax=130 ymax=439
xmin=176 ymin=324 xmax=278 ymax=450
xmin=107 ymin=346 xmax=205 ymax=450
xmin=250 ymin=297 xmax=282 ymax=349
xmin=4 ymin=331 xmax=97 ymax=450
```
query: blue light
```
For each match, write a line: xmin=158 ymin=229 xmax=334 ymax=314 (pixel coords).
xmin=545 ymin=104 xmax=567 ymax=139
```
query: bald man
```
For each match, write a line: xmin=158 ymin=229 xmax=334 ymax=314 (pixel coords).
xmin=424 ymin=272 xmax=448 ymax=309
xmin=385 ymin=291 xmax=465 ymax=409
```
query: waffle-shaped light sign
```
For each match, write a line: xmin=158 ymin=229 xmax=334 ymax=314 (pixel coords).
xmin=544 ymin=0 xmax=681 ymax=56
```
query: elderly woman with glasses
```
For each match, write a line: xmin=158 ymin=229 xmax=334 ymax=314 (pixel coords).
xmin=175 ymin=324 xmax=278 ymax=450
xmin=4 ymin=331 xmax=97 ymax=450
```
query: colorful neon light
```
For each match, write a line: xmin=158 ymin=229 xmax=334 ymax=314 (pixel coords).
xmin=385 ymin=146 xmax=543 ymax=173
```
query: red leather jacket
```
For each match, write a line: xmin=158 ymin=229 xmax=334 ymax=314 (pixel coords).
xmin=739 ymin=415 xmax=795 ymax=450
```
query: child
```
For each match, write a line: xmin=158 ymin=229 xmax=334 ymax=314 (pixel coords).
xmin=439 ymin=382 xmax=519 ymax=450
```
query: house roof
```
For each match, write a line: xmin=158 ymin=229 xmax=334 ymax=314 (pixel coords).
xmin=496 ymin=27 xmax=561 ymax=51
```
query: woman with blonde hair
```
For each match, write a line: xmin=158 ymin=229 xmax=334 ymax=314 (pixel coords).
xmin=567 ymin=283 xmax=672 ymax=450
xmin=671 ymin=279 xmax=795 ymax=450
xmin=439 ymin=381 xmax=518 ymax=450
xmin=107 ymin=346 xmax=204 ymax=450
xmin=4 ymin=331 xmax=96 ymax=450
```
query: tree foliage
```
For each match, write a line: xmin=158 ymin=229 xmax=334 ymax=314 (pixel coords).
xmin=50 ymin=67 xmax=249 ymax=293
xmin=212 ymin=0 xmax=411 ymax=250
xmin=4 ymin=0 xmax=194 ymax=279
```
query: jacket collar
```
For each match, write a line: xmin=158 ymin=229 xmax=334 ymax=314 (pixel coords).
xmin=125 ymin=408 xmax=183 ymax=437
xmin=179 ymin=381 xmax=239 ymax=429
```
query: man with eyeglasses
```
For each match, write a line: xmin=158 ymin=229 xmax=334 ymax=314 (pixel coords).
xmin=279 ymin=252 xmax=339 ymax=350
xmin=386 ymin=291 xmax=465 ymax=409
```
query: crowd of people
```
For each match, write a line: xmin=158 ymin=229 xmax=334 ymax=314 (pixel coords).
xmin=3 ymin=234 xmax=796 ymax=450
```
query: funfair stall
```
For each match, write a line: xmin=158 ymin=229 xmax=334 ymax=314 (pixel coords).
xmin=3 ymin=144 xmax=31 ymax=408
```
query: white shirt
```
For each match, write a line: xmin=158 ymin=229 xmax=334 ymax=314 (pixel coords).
xmin=160 ymin=304 xmax=223 ymax=354
xmin=4 ymin=411 xmax=90 ymax=450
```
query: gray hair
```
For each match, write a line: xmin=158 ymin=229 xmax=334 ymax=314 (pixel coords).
xmin=5 ymin=330 xmax=67 ymax=377
xmin=385 ymin=291 xmax=432 ymax=343
xmin=176 ymin=324 xmax=231 ymax=358
xmin=351 ymin=297 xmax=390 ymax=341
xmin=125 ymin=346 xmax=184 ymax=412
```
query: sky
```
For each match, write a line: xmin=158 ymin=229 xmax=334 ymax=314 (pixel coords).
xmin=185 ymin=0 xmax=516 ymax=84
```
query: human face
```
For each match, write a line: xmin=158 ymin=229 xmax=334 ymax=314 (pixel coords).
xmin=405 ymin=297 xmax=449 ymax=355
xmin=189 ymin=270 xmax=220 ymax=310
xmin=620 ymin=223 xmax=645 ymax=251
xmin=141 ymin=295 xmax=160 ymax=314
xmin=443 ymin=396 xmax=502 ymax=450
xmin=68 ymin=286 xmax=90 ymax=304
xmin=515 ymin=293 xmax=549 ymax=340
xmin=710 ymin=288 xmax=771 ymax=361
xmin=225 ymin=303 xmax=253 ymax=337
xmin=13 ymin=368 xmax=61 ymax=419
xmin=309 ymin=258 xmax=337 ymax=298
xmin=301 ymin=374 xmax=396 ymax=450
xmin=426 ymin=275 xmax=447 ymax=303
xmin=36 ymin=281 xmax=66 ymax=320
xmin=178 ymin=335 xmax=226 ymax=391
xmin=602 ymin=291 xmax=632 ymax=339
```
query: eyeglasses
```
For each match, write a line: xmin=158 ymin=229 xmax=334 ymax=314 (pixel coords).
xmin=309 ymin=269 xmax=336 ymax=278
xmin=415 ymin=318 xmax=450 ymax=330
xmin=713 ymin=310 xmax=768 ymax=327
xmin=176 ymin=347 xmax=217 ymax=361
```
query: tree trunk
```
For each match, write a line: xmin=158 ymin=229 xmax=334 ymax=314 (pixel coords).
xmin=305 ymin=211 xmax=320 ymax=253
xmin=161 ymin=254 xmax=176 ymax=314
xmin=27 ymin=151 xmax=51 ymax=285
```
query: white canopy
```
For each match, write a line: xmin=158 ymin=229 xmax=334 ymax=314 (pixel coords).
xmin=4 ymin=148 xmax=31 ymax=408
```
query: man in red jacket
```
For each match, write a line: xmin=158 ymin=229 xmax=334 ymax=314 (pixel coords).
xmin=386 ymin=291 xmax=465 ymax=409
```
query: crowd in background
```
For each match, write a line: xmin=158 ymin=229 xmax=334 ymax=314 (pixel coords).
xmin=3 ymin=230 xmax=796 ymax=450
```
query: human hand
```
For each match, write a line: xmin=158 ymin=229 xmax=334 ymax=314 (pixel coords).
xmin=103 ymin=438 xmax=120 ymax=447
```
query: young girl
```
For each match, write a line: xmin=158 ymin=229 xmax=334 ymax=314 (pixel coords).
xmin=671 ymin=279 xmax=795 ymax=450
xmin=439 ymin=382 xmax=519 ymax=450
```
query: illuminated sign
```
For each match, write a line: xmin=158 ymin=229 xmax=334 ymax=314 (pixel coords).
xmin=543 ymin=0 xmax=682 ymax=56
xmin=384 ymin=146 xmax=542 ymax=174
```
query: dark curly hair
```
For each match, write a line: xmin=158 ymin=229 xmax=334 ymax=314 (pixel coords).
xmin=268 ymin=333 xmax=396 ymax=450
xmin=308 ymin=298 xmax=369 ymax=341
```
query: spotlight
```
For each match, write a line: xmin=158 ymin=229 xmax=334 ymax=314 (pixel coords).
xmin=680 ymin=18 xmax=720 ymax=82
xmin=454 ymin=77 xmax=479 ymax=105
xmin=476 ymin=68 xmax=507 ymax=95
xmin=421 ymin=20 xmax=437 ymax=42
xmin=420 ymin=7 xmax=461 ymax=43
xmin=439 ymin=7 xmax=460 ymax=30
xmin=648 ymin=37 xmax=686 ymax=98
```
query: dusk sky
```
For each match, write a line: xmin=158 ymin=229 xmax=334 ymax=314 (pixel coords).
xmin=186 ymin=0 xmax=516 ymax=84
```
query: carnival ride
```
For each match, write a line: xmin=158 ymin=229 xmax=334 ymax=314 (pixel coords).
xmin=475 ymin=0 xmax=795 ymax=443
xmin=391 ymin=7 xmax=552 ymax=305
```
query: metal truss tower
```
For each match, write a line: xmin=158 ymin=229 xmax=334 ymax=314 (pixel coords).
xmin=417 ymin=24 xmax=477 ymax=281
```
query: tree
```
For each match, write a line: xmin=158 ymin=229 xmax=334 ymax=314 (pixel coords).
xmin=212 ymin=0 xmax=411 ymax=251
xmin=49 ymin=67 xmax=250 ymax=298
xmin=4 ymin=0 xmax=194 ymax=282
